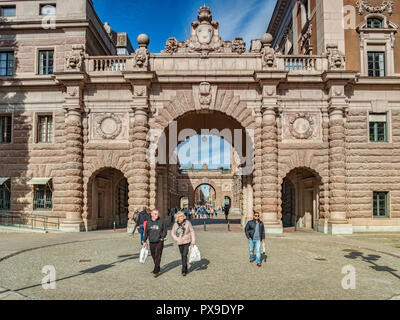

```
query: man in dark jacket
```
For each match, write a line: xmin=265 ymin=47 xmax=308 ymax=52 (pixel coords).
xmin=245 ymin=212 xmax=265 ymax=267
xmin=135 ymin=209 xmax=150 ymax=245
xmin=224 ymin=205 xmax=230 ymax=221
xmin=143 ymin=209 xmax=167 ymax=277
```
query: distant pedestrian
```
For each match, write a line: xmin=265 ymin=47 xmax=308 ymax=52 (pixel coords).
xmin=171 ymin=211 xmax=196 ymax=276
xmin=136 ymin=208 xmax=150 ymax=245
xmin=224 ymin=205 xmax=230 ymax=221
xmin=143 ymin=209 xmax=168 ymax=277
xmin=244 ymin=212 xmax=265 ymax=267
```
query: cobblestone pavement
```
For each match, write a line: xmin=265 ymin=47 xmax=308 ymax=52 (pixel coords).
xmin=0 ymin=225 xmax=399 ymax=300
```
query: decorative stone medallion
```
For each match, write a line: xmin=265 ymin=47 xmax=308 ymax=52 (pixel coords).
xmin=96 ymin=113 xmax=122 ymax=140
xmin=289 ymin=113 xmax=315 ymax=140
xmin=356 ymin=0 xmax=394 ymax=15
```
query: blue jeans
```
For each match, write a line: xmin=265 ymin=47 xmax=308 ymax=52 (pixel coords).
xmin=248 ymin=239 xmax=262 ymax=264
xmin=139 ymin=225 xmax=144 ymax=245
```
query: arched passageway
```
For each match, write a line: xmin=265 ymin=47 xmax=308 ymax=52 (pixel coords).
xmin=281 ymin=168 xmax=321 ymax=231
xmin=87 ymin=168 xmax=129 ymax=230
xmin=194 ymin=184 xmax=216 ymax=207
xmin=153 ymin=110 xmax=254 ymax=221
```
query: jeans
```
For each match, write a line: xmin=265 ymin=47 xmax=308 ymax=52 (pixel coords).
xmin=150 ymin=241 xmax=164 ymax=274
xmin=139 ymin=225 xmax=144 ymax=245
xmin=249 ymin=239 xmax=262 ymax=264
xmin=179 ymin=243 xmax=190 ymax=274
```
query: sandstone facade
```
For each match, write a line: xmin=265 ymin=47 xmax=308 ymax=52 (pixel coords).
xmin=0 ymin=1 xmax=399 ymax=233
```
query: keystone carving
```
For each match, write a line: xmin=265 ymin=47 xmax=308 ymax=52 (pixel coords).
xmin=262 ymin=47 xmax=276 ymax=68
xmin=199 ymin=82 xmax=212 ymax=108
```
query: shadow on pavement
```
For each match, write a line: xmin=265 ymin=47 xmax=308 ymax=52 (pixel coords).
xmin=188 ymin=258 xmax=210 ymax=273
xmin=344 ymin=251 xmax=400 ymax=280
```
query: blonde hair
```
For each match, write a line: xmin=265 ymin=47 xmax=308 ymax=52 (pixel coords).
xmin=174 ymin=211 xmax=186 ymax=222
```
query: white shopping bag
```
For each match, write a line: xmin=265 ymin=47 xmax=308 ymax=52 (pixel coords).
xmin=262 ymin=242 xmax=266 ymax=254
xmin=189 ymin=245 xmax=201 ymax=263
xmin=139 ymin=247 xmax=149 ymax=264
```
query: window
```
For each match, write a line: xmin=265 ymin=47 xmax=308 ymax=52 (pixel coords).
xmin=38 ymin=50 xmax=54 ymax=75
xmin=368 ymin=52 xmax=385 ymax=77
xmin=0 ymin=115 xmax=12 ymax=143
xmin=373 ymin=192 xmax=388 ymax=218
xmin=0 ymin=6 xmax=16 ymax=17
xmin=37 ymin=115 xmax=53 ymax=143
xmin=367 ymin=18 xmax=383 ymax=29
xmin=0 ymin=179 xmax=11 ymax=211
xmin=33 ymin=183 xmax=52 ymax=210
xmin=40 ymin=4 xmax=56 ymax=15
xmin=0 ymin=52 xmax=14 ymax=76
xmin=369 ymin=113 xmax=387 ymax=142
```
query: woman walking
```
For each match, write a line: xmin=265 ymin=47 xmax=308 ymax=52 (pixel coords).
xmin=171 ymin=211 xmax=196 ymax=276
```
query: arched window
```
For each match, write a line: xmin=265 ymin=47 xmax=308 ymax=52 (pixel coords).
xmin=367 ymin=18 xmax=383 ymax=29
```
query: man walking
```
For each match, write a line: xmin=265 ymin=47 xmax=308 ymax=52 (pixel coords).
xmin=223 ymin=204 xmax=230 ymax=221
xmin=244 ymin=212 xmax=265 ymax=267
xmin=143 ymin=209 xmax=167 ymax=278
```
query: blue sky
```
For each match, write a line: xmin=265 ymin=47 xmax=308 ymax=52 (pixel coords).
xmin=177 ymin=135 xmax=231 ymax=170
xmin=93 ymin=0 xmax=277 ymax=52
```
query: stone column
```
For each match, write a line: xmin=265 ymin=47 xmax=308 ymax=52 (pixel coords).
xmin=128 ymin=106 xmax=150 ymax=214
xmin=252 ymin=110 xmax=263 ymax=214
xmin=327 ymin=82 xmax=352 ymax=234
xmin=261 ymin=106 xmax=282 ymax=233
xmin=60 ymin=106 xmax=84 ymax=231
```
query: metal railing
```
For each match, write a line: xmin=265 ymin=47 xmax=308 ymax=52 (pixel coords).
xmin=0 ymin=212 xmax=61 ymax=231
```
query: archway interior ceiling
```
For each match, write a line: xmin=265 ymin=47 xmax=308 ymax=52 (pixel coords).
xmin=161 ymin=110 xmax=251 ymax=162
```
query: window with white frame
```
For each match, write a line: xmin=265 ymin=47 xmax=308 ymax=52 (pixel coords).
xmin=357 ymin=14 xmax=397 ymax=77
xmin=38 ymin=50 xmax=54 ymax=75
xmin=369 ymin=113 xmax=387 ymax=142
xmin=0 ymin=6 xmax=16 ymax=17
xmin=0 ymin=52 xmax=15 ymax=76
xmin=37 ymin=115 xmax=53 ymax=143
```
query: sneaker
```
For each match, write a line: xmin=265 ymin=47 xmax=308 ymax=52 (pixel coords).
xmin=257 ymin=264 xmax=262 ymax=267
xmin=153 ymin=273 xmax=159 ymax=278
xmin=182 ymin=273 xmax=187 ymax=277
xmin=250 ymin=259 xmax=256 ymax=263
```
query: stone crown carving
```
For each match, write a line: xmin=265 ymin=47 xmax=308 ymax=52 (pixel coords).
xmin=65 ymin=45 xmax=85 ymax=72
xmin=162 ymin=6 xmax=247 ymax=55
xmin=199 ymin=82 xmax=212 ymax=108
xmin=96 ymin=113 xmax=122 ymax=140
xmin=356 ymin=0 xmax=394 ymax=15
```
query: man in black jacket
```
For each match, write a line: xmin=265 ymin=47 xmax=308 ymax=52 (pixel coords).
xmin=244 ymin=212 xmax=265 ymax=267
xmin=143 ymin=209 xmax=167 ymax=277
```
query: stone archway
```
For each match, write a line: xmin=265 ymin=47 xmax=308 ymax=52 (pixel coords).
xmin=194 ymin=183 xmax=216 ymax=207
xmin=281 ymin=167 xmax=322 ymax=231
xmin=151 ymin=110 xmax=255 ymax=221
xmin=86 ymin=167 xmax=129 ymax=230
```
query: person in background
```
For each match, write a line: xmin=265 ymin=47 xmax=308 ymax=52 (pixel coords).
xmin=136 ymin=208 xmax=150 ymax=245
xmin=171 ymin=211 xmax=196 ymax=276
xmin=143 ymin=209 xmax=168 ymax=278
xmin=244 ymin=212 xmax=265 ymax=267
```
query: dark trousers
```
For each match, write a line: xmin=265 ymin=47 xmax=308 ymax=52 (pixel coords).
xmin=179 ymin=243 xmax=190 ymax=273
xmin=150 ymin=241 xmax=164 ymax=274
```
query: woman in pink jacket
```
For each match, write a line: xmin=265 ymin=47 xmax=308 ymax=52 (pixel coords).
xmin=171 ymin=211 xmax=196 ymax=276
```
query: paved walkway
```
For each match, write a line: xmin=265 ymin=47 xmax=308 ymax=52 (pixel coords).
xmin=0 ymin=225 xmax=399 ymax=300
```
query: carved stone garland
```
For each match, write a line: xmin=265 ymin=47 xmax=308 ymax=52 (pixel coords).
xmin=356 ymin=0 xmax=394 ymax=15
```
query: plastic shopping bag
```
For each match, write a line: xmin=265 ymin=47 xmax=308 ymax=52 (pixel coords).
xmin=262 ymin=242 xmax=266 ymax=254
xmin=189 ymin=245 xmax=201 ymax=263
xmin=139 ymin=247 xmax=149 ymax=264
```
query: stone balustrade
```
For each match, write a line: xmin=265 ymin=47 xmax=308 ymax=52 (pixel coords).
xmin=82 ymin=54 xmax=330 ymax=74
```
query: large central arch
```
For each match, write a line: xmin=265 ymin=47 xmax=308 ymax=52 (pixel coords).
xmin=150 ymin=108 xmax=255 ymax=221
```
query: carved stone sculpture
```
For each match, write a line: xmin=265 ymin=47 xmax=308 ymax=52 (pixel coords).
xmin=232 ymin=37 xmax=246 ymax=54
xmin=356 ymin=0 xmax=394 ymax=15
xmin=65 ymin=45 xmax=84 ymax=72
xmin=289 ymin=113 xmax=315 ymax=140
xmin=165 ymin=38 xmax=179 ymax=54
xmin=326 ymin=44 xmax=345 ymax=70
xmin=96 ymin=113 xmax=122 ymax=140
xmin=199 ymin=82 xmax=212 ymax=108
